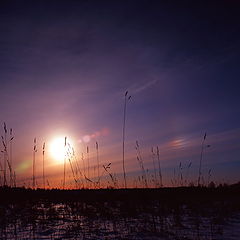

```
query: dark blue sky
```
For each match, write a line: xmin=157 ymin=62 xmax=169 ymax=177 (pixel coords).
xmin=0 ymin=0 xmax=240 ymax=187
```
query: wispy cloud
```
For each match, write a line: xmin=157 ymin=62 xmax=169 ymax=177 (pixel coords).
xmin=129 ymin=78 xmax=158 ymax=95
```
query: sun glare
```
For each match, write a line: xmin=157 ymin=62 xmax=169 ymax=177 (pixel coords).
xmin=49 ymin=137 xmax=74 ymax=164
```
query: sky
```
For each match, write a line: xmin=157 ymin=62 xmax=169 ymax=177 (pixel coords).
xmin=0 ymin=0 xmax=240 ymax=188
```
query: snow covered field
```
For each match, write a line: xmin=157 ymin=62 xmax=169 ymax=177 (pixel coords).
xmin=1 ymin=196 xmax=239 ymax=240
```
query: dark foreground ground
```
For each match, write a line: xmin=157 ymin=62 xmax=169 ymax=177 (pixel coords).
xmin=0 ymin=184 xmax=240 ymax=239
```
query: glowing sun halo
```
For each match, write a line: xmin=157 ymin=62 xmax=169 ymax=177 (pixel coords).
xmin=50 ymin=137 xmax=73 ymax=164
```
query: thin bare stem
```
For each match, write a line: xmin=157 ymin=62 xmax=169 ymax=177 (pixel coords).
xmin=122 ymin=91 xmax=131 ymax=188
xmin=9 ymin=128 xmax=13 ymax=187
xmin=42 ymin=142 xmax=45 ymax=189
xmin=96 ymin=141 xmax=100 ymax=188
xmin=63 ymin=136 xmax=67 ymax=189
xmin=198 ymin=133 xmax=206 ymax=187
xmin=87 ymin=146 xmax=90 ymax=188
xmin=81 ymin=153 xmax=86 ymax=188
xmin=136 ymin=141 xmax=148 ymax=188
xmin=151 ymin=147 xmax=157 ymax=187
xmin=33 ymin=138 xmax=37 ymax=189
xmin=156 ymin=146 xmax=162 ymax=187
xmin=3 ymin=122 xmax=7 ymax=186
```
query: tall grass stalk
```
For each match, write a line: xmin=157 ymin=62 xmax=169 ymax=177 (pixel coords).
xmin=185 ymin=162 xmax=192 ymax=186
xmin=103 ymin=163 xmax=118 ymax=188
xmin=33 ymin=138 xmax=37 ymax=189
xmin=198 ymin=133 xmax=210 ymax=186
xmin=156 ymin=146 xmax=162 ymax=187
xmin=122 ymin=91 xmax=131 ymax=188
xmin=74 ymin=149 xmax=81 ymax=178
xmin=135 ymin=141 xmax=148 ymax=188
xmin=3 ymin=122 xmax=7 ymax=186
xmin=151 ymin=147 xmax=157 ymax=187
xmin=207 ymin=169 xmax=212 ymax=186
xmin=87 ymin=146 xmax=89 ymax=178
xmin=63 ymin=136 xmax=67 ymax=189
xmin=66 ymin=143 xmax=77 ymax=188
xmin=81 ymin=153 xmax=86 ymax=188
xmin=9 ymin=128 xmax=14 ymax=187
xmin=96 ymin=141 xmax=100 ymax=188
xmin=87 ymin=146 xmax=90 ymax=188
xmin=42 ymin=142 xmax=45 ymax=189
xmin=0 ymin=140 xmax=5 ymax=186
xmin=71 ymin=147 xmax=83 ymax=188
xmin=13 ymin=171 xmax=16 ymax=187
xmin=178 ymin=162 xmax=183 ymax=186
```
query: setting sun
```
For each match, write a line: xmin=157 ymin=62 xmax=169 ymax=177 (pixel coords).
xmin=50 ymin=137 xmax=66 ymax=164
xmin=49 ymin=137 xmax=74 ymax=164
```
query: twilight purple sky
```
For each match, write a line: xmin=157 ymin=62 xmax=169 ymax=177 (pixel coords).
xmin=0 ymin=0 xmax=240 ymax=188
